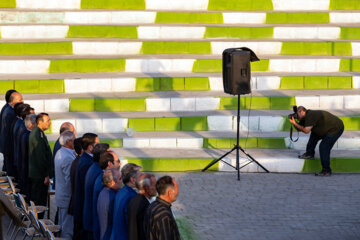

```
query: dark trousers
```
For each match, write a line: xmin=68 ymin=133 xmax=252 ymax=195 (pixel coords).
xmin=306 ymin=126 xmax=344 ymax=172
xmin=73 ymin=219 xmax=84 ymax=240
xmin=30 ymin=178 xmax=48 ymax=206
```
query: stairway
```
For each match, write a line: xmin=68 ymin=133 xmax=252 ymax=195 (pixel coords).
xmin=1 ymin=0 xmax=360 ymax=173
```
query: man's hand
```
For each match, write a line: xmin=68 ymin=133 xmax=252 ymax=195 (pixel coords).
xmin=44 ymin=176 xmax=50 ymax=186
xmin=289 ymin=116 xmax=297 ymax=125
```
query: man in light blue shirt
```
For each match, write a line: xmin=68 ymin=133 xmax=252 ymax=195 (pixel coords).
xmin=54 ymin=131 xmax=76 ymax=239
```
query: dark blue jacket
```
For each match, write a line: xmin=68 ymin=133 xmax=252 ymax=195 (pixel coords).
xmin=98 ymin=187 xmax=117 ymax=240
xmin=51 ymin=138 xmax=61 ymax=189
xmin=19 ymin=129 xmax=30 ymax=199
xmin=0 ymin=104 xmax=16 ymax=174
xmin=110 ymin=185 xmax=137 ymax=240
xmin=73 ymin=152 xmax=93 ymax=223
xmin=93 ymin=172 xmax=104 ymax=240
xmin=13 ymin=118 xmax=26 ymax=168
xmin=0 ymin=103 xmax=9 ymax=137
xmin=83 ymin=162 xmax=102 ymax=231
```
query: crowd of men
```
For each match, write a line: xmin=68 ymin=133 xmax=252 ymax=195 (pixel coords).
xmin=0 ymin=90 xmax=181 ymax=240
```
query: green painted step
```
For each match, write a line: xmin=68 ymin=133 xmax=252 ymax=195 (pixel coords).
xmin=141 ymin=42 xmax=211 ymax=54
xmin=330 ymin=0 xmax=360 ymax=10
xmin=205 ymin=27 xmax=273 ymax=39
xmin=281 ymin=42 xmax=352 ymax=56
xmin=208 ymin=0 xmax=273 ymax=10
xmin=69 ymin=98 xmax=145 ymax=112
xmin=67 ymin=26 xmax=138 ymax=38
xmin=302 ymin=158 xmax=360 ymax=173
xmin=204 ymin=138 xmax=286 ymax=149
xmin=0 ymin=80 xmax=64 ymax=94
xmin=219 ymin=96 xmax=295 ymax=110
xmin=68 ymin=96 xmax=295 ymax=112
xmin=81 ymin=0 xmax=145 ymax=9
xmin=193 ymin=59 xmax=269 ymax=73
xmin=155 ymin=12 xmax=223 ymax=24
xmin=0 ymin=0 xmax=15 ymax=8
xmin=266 ymin=12 xmax=329 ymax=24
xmin=340 ymin=28 xmax=360 ymax=40
xmin=15 ymin=80 xmax=64 ymax=94
xmin=280 ymin=76 xmax=353 ymax=90
xmin=0 ymin=42 xmax=72 ymax=55
xmin=127 ymin=158 xmax=219 ymax=171
xmin=126 ymin=117 xmax=208 ymax=131
xmin=340 ymin=59 xmax=360 ymax=72
xmin=49 ymin=59 xmax=126 ymax=73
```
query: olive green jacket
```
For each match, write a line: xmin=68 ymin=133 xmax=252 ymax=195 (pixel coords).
xmin=28 ymin=126 xmax=53 ymax=179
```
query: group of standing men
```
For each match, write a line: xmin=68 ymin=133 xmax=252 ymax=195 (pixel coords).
xmin=0 ymin=89 xmax=52 ymax=204
xmin=0 ymin=89 xmax=182 ymax=240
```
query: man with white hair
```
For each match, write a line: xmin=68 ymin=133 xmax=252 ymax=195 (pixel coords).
xmin=54 ymin=131 xmax=76 ymax=239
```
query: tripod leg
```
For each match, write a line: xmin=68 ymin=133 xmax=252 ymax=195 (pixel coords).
xmin=239 ymin=147 xmax=270 ymax=173
xmin=202 ymin=147 xmax=237 ymax=172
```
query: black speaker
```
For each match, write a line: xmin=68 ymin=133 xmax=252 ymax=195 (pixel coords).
xmin=223 ymin=47 xmax=259 ymax=95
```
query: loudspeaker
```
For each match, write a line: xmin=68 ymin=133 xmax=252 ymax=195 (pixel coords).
xmin=223 ymin=47 xmax=259 ymax=95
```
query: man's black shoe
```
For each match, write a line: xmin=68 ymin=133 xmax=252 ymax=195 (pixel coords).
xmin=315 ymin=171 xmax=331 ymax=176
xmin=298 ymin=153 xmax=314 ymax=160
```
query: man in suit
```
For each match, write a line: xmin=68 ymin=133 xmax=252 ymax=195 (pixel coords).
xmin=12 ymin=103 xmax=31 ymax=181
xmin=83 ymin=143 xmax=110 ymax=240
xmin=52 ymin=122 xmax=76 ymax=186
xmin=110 ymin=163 xmax=142 ymax=240
xmin=97 ymin=168 xmax=122 ymax=240
xmin=93 ymin=151 xmax=121 ymax=240
xmin=52 ymin=122 xmax=76 ymax=224
xmin=19 ymin=114 xmax=36 ymax=202
xmin=128 ymin=174 xmax=157 ymax=240
xmin=68 ymin=137 xmax=83 ymax=216
xmin=0 ymin=91 xmax=23 ymax=172
xmin=0 ymin=90 xmax=17 ymax=133
xmin=55 ymin=131 xmax=76 ymax=239
xmin=29 ymin=113 xmax=52 ymax=209
xmin=73 ymin=133 xmax=99 ymax=240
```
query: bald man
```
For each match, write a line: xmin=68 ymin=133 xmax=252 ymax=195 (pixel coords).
xmin=53 ymin=122 xmax=77 ymax=169
xmin=0 ymin=91 xmax=23 ymax=172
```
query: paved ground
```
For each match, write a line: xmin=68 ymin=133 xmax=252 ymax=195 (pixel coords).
xmin=166 ymin=172 xmax=360 ymax=240
xmin=4 ymin=172 xmax=360 ymax=240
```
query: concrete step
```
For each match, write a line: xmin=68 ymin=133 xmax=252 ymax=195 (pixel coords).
xmin=0 ymin=57 xmax=358 ymax=74
xmin=0 ymin=25 xmax=360 ymax=40
xmin=109 ymin=148 xmax=360 ymax=173
xmin=21 ymin=89 xmax=360 ymax=99
xmin=9 ymin=0 xmax=360 ymax=12
xmin=2 ymin=10 xmax=360 ymax=25
xmin=0 ymin=72 xmax=357 ymax=81
xmin=35 ymin=110 xmax=360 ymax=135
xmin=11 ymin=91 xmax=360 ymax=115
xmin=46 ymin=130 xmax=360 ymax=150
xmin=46 ymin=130 xmax=360 ymax=141
xmin=44 ymin=109 xmax=360 ymax=118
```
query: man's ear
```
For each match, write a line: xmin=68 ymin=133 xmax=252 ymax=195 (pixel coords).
xmin=131 ymin=176 xmax=136 ymax=184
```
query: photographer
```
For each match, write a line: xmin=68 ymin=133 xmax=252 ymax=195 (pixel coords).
xmin=288 ymin=106 xmax=344 ymax=176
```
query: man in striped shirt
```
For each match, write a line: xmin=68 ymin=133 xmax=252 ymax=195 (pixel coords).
xmin=144 ymin=176 xmax=180 ymax=240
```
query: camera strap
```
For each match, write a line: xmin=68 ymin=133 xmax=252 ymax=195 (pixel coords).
xmin=290 ymin=125 xmax=299 ymax=142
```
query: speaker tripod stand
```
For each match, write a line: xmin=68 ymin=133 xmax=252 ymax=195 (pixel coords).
xmin=202 ymin=94 xmax=269 ymax=180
